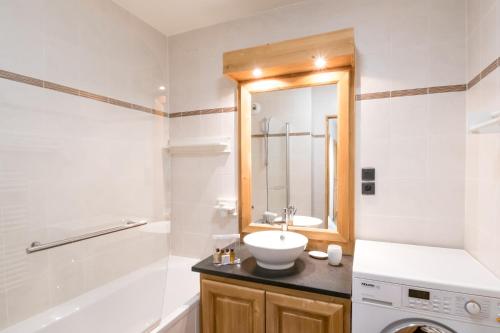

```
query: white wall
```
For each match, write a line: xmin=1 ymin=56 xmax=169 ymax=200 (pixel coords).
xmin=464 ymin=0 xmax=500 ymax=277
xmin=0 ymin=0 xmax=169 ymax=329
xmin=168 ymin=0 xmax=467 ymax=258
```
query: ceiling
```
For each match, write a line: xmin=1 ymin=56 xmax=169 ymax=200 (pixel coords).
xmin=112 ymin=0 xmax=308 ymax=36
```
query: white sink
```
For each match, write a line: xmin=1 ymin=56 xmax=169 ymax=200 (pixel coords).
xmin=243 ymin=231 xmax=308 ymax=270
xmin=273 ymin=215 xmax=323 ymax=228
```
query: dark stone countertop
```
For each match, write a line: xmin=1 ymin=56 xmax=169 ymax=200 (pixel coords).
xmin=192 ymin=245 xmax=352 ymax=299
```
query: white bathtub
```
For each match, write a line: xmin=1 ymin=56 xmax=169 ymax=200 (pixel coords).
xmin=152 ymin=256 xmax=200 ymax=333
xmin=0 ymin=256 xmax=200 ymax=333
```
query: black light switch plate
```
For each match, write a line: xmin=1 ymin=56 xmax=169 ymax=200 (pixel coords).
xmin=362 ymin=168 xmax=376 ymax=181
xmin=362 ymin=182 xmax=375 ymax=195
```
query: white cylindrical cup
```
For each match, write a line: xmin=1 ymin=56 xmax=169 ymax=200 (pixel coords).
xmin=327 ymin=244 xmax=342 ymax=266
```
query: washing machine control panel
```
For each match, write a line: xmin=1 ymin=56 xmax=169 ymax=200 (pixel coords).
xmin=402 ymin=286 xmax=498 ymax=325
xmin=352 ymin=278 xmax=500 ymax=327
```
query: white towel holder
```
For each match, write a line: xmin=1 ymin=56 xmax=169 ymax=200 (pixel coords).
xmin=468 ymin=111 xmax=500 ymax=134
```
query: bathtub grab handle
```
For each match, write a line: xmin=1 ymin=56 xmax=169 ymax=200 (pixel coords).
xmin=26 ymin=220 xmax=148 ymax=254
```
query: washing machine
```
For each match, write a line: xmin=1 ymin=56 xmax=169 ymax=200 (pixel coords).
xmin=352 ymin=240 xmax=500 ymax=333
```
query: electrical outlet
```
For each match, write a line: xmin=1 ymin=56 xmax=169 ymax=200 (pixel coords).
xmin=362 ymin=182 xmax=375 ymax=195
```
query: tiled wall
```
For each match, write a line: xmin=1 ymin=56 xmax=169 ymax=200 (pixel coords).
xmin=464 ymin=0 xmax=500 ymax=277
xmin=167 ymin=0 xmax=467 ymax=258
xmin=0 ymin=0 xmax=169 ymax=328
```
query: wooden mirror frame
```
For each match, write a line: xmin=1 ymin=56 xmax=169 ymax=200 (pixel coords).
xmin=223 ymin=29 xmax=356 ymax=254
xmin=238 ymin=69 xmax=354 ymax=254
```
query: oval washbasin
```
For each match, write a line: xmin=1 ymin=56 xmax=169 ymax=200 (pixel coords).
xmin=273 ymin=215 xmax=323 ymax=228
xmin=243 ymin=230 xmax=308 ymax=270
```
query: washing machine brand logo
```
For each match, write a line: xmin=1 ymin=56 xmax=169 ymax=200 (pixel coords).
xmin=361 ymin=282 xmax=376 ymax=288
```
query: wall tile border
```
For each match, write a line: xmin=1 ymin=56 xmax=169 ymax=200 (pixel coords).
xmin=252 ymin=132 xmax=311 ymax=138
xmin=0 ymin=68 xmax=168 ymax=117
xmin=3 ymin=57 xmax=497 ymax=118
xmin=355 ymin=56 xmax=498 ymax=101
xmin=251 ymin=132 xmax=329 ymax=138
xmin=467 ymin=57 xmax=499 ymax=89
xmin=169 ymin=107 xmax=237 ymax=118
xmin=356 ymin=85 xmax=466 ymax=101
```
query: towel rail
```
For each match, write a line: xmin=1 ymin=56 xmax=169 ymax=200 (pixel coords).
xmin=26 ymin=220 xmax=147 ymax=254
xmin=469 ymin=114 xmax=500 ymax=133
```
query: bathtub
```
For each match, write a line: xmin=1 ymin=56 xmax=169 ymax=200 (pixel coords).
xmin=1 ymin=256 xmax=200 ymax=333
xmin=152 ymin=256 xmax=200 ymax=333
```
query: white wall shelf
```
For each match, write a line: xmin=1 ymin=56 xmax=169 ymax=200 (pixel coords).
xmin=165 ymin=136 xmax=231 ymax=154
xmin=214 ymin=198 xmax=238 ymax=217
xmin=468 ymin=111 xmax=500 ymax=134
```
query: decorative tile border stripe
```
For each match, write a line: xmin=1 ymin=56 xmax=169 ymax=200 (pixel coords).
xmin=4 ymin=57 xmax=498 ymax=118
xmin=355 ymin=91 xmax=390 ymax=100
xmin=169 ymin=107 xmax=237 ymax=118
xmin=356 ymin=85 xmax=466 ymax=101
xmin=468 ymin=57 xmax=499 ymax=89
xmin=312 ymin=134 xmax=326 ymax=138
xmin=252 ymin=132 xmax=311 ymax=138
xmin=0 ymin=70 xmax=43 ymax=87
xmin=356 ymin=57 xmax=498 ymax=101
xmin=390 ymin=87 xmax=428 ymax=98
xmin=429 ymin=84 xmax=467 ymax=94
xmin=0 ymin=68 xmax=167 ymax=117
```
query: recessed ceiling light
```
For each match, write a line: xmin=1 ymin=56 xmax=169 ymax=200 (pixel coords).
xmin=314 ymin=56 xmax=327 ymax=69
xmin=158 ymin=85 xmax=166 ymax=91
xmin=252 ymin=68 xmax=263 ymax=78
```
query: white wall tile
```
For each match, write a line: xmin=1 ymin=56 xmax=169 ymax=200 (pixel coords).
xmin=389 ymin=95 xmax=429 ymax=139
xmin=0 ymin=0 xmax=45 ymax=77
xmin=464 ymin=0 xmax=500 ymax=278
xmin=428 ymin=92 xmax=466 ymax=136
xmin=479 ymin=2 xmax=498 ymax=69
xmin=0 ymin=0 xmax=170 ymax=328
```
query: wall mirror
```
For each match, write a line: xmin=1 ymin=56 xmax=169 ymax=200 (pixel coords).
xmin=223 ymin=29 xmax=355 ymax=253
xmin=250 ymin=85 xmax=339 ymax=231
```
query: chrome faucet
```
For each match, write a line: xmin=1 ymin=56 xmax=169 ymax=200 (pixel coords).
xmin=279 ymin=205 xmax=296 ymax=232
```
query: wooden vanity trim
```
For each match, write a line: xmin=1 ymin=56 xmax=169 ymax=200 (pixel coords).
xmin=223 ymin=29 xmax=355 ymax=81
xmin=200 ymin=273 xmax=351 ymax=333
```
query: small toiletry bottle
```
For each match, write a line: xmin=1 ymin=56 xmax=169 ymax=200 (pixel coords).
xmin=213 ymin=248 xmax=221 ymax=264
xmin=221 ymin=249 xmax=230 ymax=265
xmin=229 ymin=248 xmax=235 ymax=264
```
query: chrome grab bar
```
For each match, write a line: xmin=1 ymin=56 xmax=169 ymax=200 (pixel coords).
xmin=26 ymin=220 xmax=148 ymax=254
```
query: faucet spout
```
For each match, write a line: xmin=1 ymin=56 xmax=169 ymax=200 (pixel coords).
xmin=280 ymin=205 xmax=296 ymax=232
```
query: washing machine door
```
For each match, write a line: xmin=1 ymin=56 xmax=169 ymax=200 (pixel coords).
xmin=382 ymin=319 xmax=457 ymax=333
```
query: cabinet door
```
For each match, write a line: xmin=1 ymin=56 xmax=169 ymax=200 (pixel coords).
xmin=266 ymin=292 xmax=343 ymax=333
xmin=201 ymin=279 xmax=265 ymax=333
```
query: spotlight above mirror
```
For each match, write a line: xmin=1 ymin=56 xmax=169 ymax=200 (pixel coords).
xmin=252 ymin=68 xmax=263 ymax=78
xmin=314 ymin=56 xmax=327 ymax=69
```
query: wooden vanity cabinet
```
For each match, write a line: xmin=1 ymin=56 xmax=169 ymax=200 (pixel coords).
xmin=201 ymin=279 xmax=265 ymax=333
xmin=200 ymin=274 xmax=350 ymax=333
xmin=266 ymin=292 xmax=344 ymax=333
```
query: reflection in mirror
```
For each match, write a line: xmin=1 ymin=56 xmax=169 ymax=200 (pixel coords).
xmin=326 ymin=116 xmax=338 ymax=231
xmin=250 ymin=85 xmax=338 ymax=231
